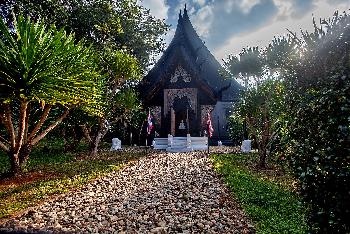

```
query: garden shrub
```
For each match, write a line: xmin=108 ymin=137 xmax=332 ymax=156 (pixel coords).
xmin=285 ymin=12 xmax=350 ymax=233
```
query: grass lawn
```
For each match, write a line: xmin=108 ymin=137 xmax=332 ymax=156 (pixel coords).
xmin=0 ymin=139 xmax=148 ymax=220
xmin=211 ymin=153 xmax=308 ymax=234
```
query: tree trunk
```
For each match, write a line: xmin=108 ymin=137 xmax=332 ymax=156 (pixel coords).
xmin=9 ymin=151 xmax=21 ymax=175
xmin=89 ymin=126 xmax=106 ymax=157
xmin=8 ymin=143 xmax=32 ymax=175
xmin=82 ymin=118 xmax=110 ymax=157
xmin=19 ymin=143 xmax=32 ymax=168
xmin=258 ymin=147 xmax=267 ymax=168
xmin=89 ymin=141 xmax=98 ymax=157
xmin=63 ymin=125 xmax=83 ymax=152
xmin=258 ymin=113 xmax=270 ymax=169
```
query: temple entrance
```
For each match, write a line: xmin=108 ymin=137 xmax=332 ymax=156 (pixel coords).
xmin=173 ymin=96 xmax=191 ymax=137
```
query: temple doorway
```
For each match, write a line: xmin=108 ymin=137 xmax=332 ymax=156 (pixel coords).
xmin=173 ymin=96 xmax=191 ymax=137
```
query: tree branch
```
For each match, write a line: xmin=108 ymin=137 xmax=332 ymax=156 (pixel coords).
xmin=28 ymin=104 xmax=52 ymax=141
xmin=31 ymin=109 xmax=70 ymax=145
xmin=80 ymin=124 xmax=93 ymax=144
xmin=0 ymin=134 xmax=9 ymax=145
xmin=108 ymin=116 xmax=123 ymax=125
xmin=24 ymin=102 xmax=31 ymax=142
xmin=0 ymin=140 xmax=9 ymax=152
xmin=3 ymin=104 xmax=16 ymax=149
xmin=14 ymin=101 xmax=29 ymax=153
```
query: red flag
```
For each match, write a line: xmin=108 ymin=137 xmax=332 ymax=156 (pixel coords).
xmin=147 ymin=110 xmax=153 ymax=135
xmin=206 ymin=113 xmax=214 ymax=138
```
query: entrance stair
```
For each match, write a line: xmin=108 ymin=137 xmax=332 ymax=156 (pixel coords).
xmin=153 ymin=135 xmax=208 ymax=152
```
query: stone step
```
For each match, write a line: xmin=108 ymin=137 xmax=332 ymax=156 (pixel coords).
xmin=166 ymin=147 xmax=193 ymax=152
xmin=172 ymin=142 xmax=188 ymax=146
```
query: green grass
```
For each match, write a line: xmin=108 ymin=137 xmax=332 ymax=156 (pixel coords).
xmin=0 ymin=139 xmax=147 ymax=219
xmin=211 ymin=153 xmax=307 ymax=234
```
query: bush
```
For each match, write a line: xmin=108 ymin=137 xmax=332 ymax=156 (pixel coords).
xmin=284 ymin=12 xmax=350 ymax=233
xmin=227 ymin=114 xmax=244 ymax=144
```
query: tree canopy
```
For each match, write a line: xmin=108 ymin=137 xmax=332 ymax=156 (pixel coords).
xmin=0 ymin=14 xmax=103 ymax=174
xmin=0 ymin=0 xmax=169 ymax=69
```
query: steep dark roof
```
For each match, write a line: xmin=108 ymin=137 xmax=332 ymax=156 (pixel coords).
xmin=140 ymin=6 xmax=241 ymax=102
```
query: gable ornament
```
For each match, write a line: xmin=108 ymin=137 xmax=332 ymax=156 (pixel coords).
xmin=170 ymin=66 xmax=191 ymax=83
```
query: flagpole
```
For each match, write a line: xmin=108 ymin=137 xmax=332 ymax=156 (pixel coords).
xmin=207 ymin=123 xmax=210 ymax=155
xmin=146 ymin=107 xmax=150 ymax=146
xmin=145 ymin=119 xmax=147 ymax=146
xmin=206 ymin=112 xmax=213 ymax=155
xmin=186 ymin=108 xmax=189 ymax=134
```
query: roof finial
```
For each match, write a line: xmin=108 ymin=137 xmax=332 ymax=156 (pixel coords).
xmin=184 ymin=3 xmax=188 ymax=17
xmin=178 ymin=9 xmax=183 ymax=21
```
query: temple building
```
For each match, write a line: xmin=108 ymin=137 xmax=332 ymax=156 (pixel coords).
xmin=139 ymin=6 xmax=241 ymax=144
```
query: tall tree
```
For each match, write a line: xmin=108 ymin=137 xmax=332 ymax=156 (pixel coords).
xmin=0 ymin=0 xmax=169 ymax=69
xmin=81 ymin=50 xmax=141 ymax=156
xmin=0 ymin=0 xmax=169 ymax=155
xmin=0 ymin=15 xmax=103 ymax=174
xmin=224 ymin=47 xmax=285 ymax=168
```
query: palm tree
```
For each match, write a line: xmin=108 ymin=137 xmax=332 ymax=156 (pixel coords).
xmin=0 ymin=14 xmax=103 ymax=175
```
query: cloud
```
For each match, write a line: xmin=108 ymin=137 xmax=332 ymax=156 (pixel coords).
xmin=195 ymin=0 xmax=207 ymax=7
xmin=140 ymin=0 xmax=169 ymax=20
xmin=192 ymin=5 xmax=214 ymax=37
xmin=272 ymin=0 xmax=317 ymax=21
xmin=290 ymin=0 xmax=316 ymax=18
xmin=214 ymin=0 xmax=350 ymax=61
xmin=190 ymin=0 xmax=278 ymax=49
xmin=159 ymin=0 xmax=350 ymax=64
xmin=239 ymin=0 xmax=262 ymax=14
xmin=328 ymin=0 xmax=350 ymax=4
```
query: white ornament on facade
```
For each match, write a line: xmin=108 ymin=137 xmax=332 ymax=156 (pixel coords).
xmin=164 ymin=88 xmax=197 ymax=116
xmin=170 ymin=66 xmax=191 ymax=83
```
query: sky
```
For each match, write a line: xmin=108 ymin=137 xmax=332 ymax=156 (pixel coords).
xmin=140 ymin=0 xmax=350 ymax=63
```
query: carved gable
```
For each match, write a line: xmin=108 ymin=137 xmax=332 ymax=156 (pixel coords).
xmin=170 ymin=65 xmax=191 ymax=83
xmin=163 ymin=88 xmax=197 ymax=116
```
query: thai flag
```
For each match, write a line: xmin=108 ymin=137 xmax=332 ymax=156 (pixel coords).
xmin=147 ymin=110 xmax=153 ymax=135
xmin=206 ymin=113 xmax=214 ymax=138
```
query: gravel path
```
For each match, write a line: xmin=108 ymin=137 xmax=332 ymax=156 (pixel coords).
xmin=0 ymin=152 xmax=254 ymax=233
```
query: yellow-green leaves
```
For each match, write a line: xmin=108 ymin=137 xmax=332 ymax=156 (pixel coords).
xmin=0 ymin=14 xmax=103 ymax=115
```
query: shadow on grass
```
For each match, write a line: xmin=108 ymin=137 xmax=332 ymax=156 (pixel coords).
xmin=0 ymin=139 xmax=148 ymax=220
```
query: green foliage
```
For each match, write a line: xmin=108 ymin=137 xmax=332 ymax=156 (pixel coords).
xmin=1 ymin=0 xmax=169 ymax=69
xmin=0 ymin=0 xmax=169 ymax=156
xmin=232 ymin=78 xmax=285 ymax=167
xmin=113 ymin=0 xmax=169 ymax=68
xmin=265 ymin=36 xmax=299 ymax=73
xmin=224 ymin=44 xmax=286 ymax=167
xmin=211 ymin=153 xmax=307 ymax=234
xmin=0 ymin=14 xmax=103 ymax=111
xmin=0 ymin=13 xmax=104 ymax=173
xmin=223 ymin=46 xmax=263 ymax=86
xmin=227 ymin=114 xmax=244 ymax=144
xmin=105 ymin=50 xmax=141 ymax=82
xmin=282 ymin=11 xmax=350 ymax=233
xmin=0 ymin=151 xmax=10 ymax=174
xmin=113 ymin=89 xmax=141 ymax=115
xmin=106 ymin=88 xmax=146 ymax=145
xmin=99 ymin=49 xmax=142 ymax=117
xmin=225 ymin=10 xmax=349 ymax=232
